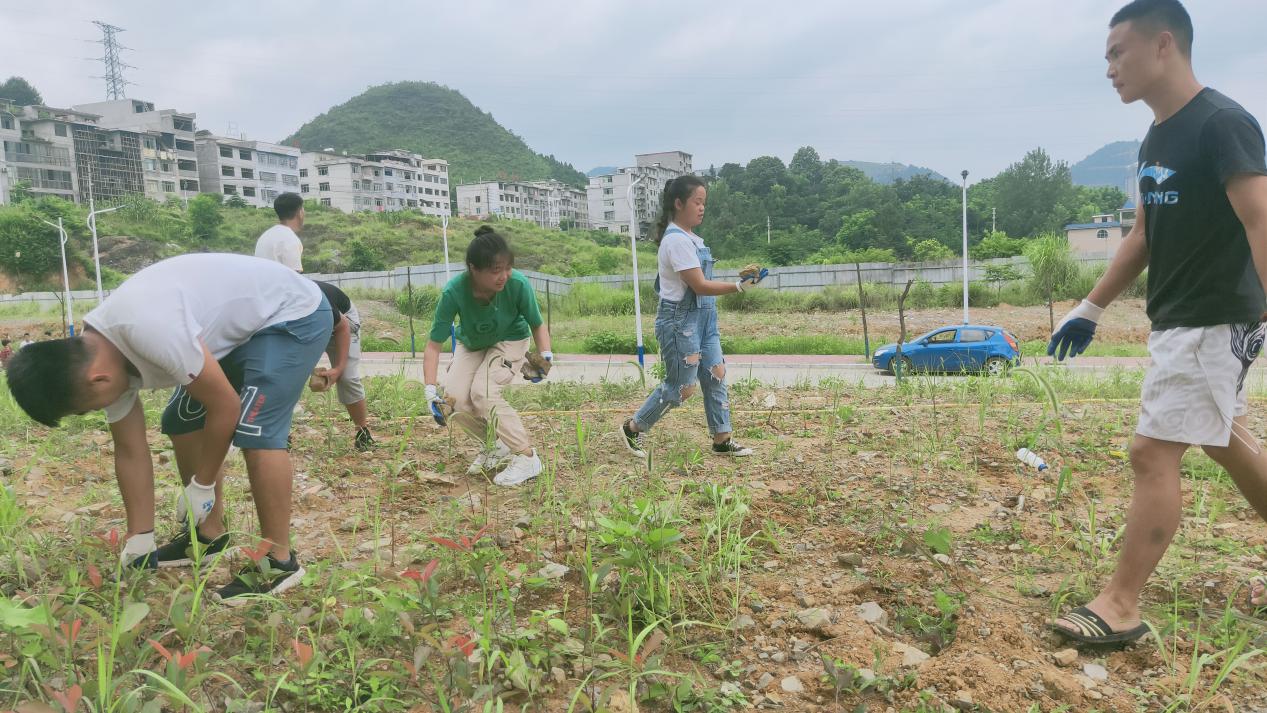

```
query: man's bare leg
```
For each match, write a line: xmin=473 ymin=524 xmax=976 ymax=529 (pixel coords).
xmin=242 ymin=448 xmax=293 ymax=559
xmin=1055 ymin=434 xmax=1188 ymax=633
xmin=1201 ymin=416 xmax=1267 ymax=606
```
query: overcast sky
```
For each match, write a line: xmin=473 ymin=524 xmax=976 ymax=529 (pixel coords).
xmin=3 ymin=0 xmax=1265 ymax=181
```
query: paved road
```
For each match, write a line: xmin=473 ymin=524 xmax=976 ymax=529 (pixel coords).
xmin=351 ymin=352 xmax=1267 ymax=390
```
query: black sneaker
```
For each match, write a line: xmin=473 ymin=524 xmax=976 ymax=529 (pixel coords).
xmin=146 ymin=528 xmax=233 ymax=568
xmin=355 ymin=426 xmax=375 ymax=452
xmin=213 ymin=552 xmax=306 ymax=607
xmin=621 ymin=420 xmax=647 ymax=459
xmin=712 ymin=439 xmax=753 ymax=457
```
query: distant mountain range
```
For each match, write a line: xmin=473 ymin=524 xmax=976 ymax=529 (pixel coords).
xmin=1071 ymin=140 xmax=1141 ymax=188
xmin=838 ymin=160 xmax=948 ymax=184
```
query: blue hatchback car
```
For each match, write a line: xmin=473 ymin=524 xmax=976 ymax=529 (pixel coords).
xmin=871 ymin=325 xmax=1021 ymax=376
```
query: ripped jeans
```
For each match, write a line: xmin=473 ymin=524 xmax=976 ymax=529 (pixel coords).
xmin=631 ymin=298 xmax=730 ymax=435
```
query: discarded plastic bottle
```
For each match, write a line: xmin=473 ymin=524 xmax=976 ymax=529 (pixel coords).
xmin=1015 ymin=448 xmax=1048 ymax=471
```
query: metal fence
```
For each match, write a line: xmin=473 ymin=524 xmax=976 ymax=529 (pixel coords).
xmin=1 ymin=255 xmax=1113 ymax=307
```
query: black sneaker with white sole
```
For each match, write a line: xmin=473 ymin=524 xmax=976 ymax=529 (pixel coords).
xmin=621 ymin=420 xmax=647 ymax=459
xmin=712 ymin=439 xmax=753 ymax=457
xmin=213 ymin=552 xmax=305 ymax=606
xmin=148 ymin=528 xmax=233 ymax=568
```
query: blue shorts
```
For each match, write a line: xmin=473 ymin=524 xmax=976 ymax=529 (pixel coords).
xmin=160 ymin=297 xmax=333 ymax=449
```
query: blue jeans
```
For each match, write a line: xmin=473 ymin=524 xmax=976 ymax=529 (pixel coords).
xmin=632 ymin=298 xmax=731 ymax=435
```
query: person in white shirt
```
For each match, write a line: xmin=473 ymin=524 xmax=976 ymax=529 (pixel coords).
xmin=5 ymin=254 xmax=333 ymax=605
xmin=619 ymin=175 xmax=767 ymax=460
xmin=254 ymin=195 xmax=376 ymax=452
xmin=255 ymin=193 xmax=305 ymax=272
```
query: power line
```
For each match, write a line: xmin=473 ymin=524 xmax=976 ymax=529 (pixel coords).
xmin=92 ymin=20 xmax=134 ymax=100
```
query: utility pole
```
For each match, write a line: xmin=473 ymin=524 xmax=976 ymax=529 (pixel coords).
xmin=991 ymin=207 xmax=996 ymax=234
xmin=961 ymin=170 xmax=970 ymax=325
xmin=767 ymin=215 xmax=771 ymax=245
xmin=92 ymin=21 xmax=132 ymax=100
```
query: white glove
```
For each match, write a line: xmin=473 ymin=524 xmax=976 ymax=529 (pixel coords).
xmin=1055 ymin=299 xmax=1105 ymax=329
xmin=121 ymin=531 xmax=155 ymax=565
xmin=541 ymin=351 xmax=553 ymax=362
xmin=176 ymin=478 xmax=216 ymax=526
xmin=425 ymin=384 xmax=439 ymax=402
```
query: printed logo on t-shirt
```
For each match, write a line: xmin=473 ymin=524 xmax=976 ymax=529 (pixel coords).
xmin=472 ymin=320 xmax=495 ymax=335
xmin=1139 ymin=162 xmax=1180 ymax=206
xmin=1139 ymin=164 xmax=1176 ymax=184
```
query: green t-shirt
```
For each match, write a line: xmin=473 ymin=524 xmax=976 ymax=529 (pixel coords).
xmin=429 ymin=270 xmax=543 ymax=351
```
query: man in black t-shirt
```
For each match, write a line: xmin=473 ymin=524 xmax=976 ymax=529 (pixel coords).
xmin=1048 ymin=0 xmax=1267 ymax=645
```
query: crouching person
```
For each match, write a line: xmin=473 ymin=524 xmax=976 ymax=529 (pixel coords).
xmin=5 ymin=253 xmax=332 ymax=605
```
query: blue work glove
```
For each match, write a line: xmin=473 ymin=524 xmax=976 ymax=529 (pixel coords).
xmin=426 ymin=384 xmax=450 ymax=426
xmin=1047 ymin=300 xmax=1104 ymax=361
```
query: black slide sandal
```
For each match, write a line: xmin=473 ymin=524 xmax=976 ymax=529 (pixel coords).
xmin=1051 ymin=606 xmax=1150 ymax=646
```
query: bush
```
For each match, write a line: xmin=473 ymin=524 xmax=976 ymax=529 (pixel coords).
xmin=395 ymin=285 xmax=440 ymax=318
xmin=188 ymin=194 xmax=223 ymax=243
xmin=0 ymin=207 xmax=62 ymax=278
xmin=345 ymin=237 xmax=387 ymax=271
xmin=1024 ymin=235 xmax=1079 ymax=302
xmin=557 ymin=282 xmax=656 ymax=317
xmin=582 ymin=330 xmax=659 ymax=355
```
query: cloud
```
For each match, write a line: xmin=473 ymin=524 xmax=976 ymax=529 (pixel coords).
xmin=2 ymin=0 xmax=1262 ymax=180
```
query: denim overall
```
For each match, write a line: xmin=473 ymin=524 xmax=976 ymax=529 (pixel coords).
xmin=632 ymin=228 xmax=730 ymax=435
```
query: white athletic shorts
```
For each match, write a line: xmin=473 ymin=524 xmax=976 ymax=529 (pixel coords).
xmin=1137 ymin=322 xmax=1265 ymax=446
xmin=326 ymin=304 xmax=365 ymax=406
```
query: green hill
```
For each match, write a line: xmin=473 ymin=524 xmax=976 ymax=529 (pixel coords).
xmin=284 ymin=82 xmax=586 ymax=187
xmin=1071 ymin=140 xmax=1140 ymax=188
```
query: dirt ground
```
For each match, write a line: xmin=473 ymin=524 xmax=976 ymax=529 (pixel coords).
xmin=6 ymin=372 xmax=1267 ymax=711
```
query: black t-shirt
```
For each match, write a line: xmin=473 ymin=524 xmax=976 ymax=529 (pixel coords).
xmin=314 ymin=280 xmax=351 ymax=329
xmin=1140 ymin=88 xmax=1267 ymax=330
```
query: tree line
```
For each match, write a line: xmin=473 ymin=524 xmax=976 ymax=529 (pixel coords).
xmin=699 ymin=146 xmax=1126 ymax=265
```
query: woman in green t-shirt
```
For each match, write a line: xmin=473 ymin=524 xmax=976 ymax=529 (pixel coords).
xmin=424 ymin=226 xmax=552 ymax=487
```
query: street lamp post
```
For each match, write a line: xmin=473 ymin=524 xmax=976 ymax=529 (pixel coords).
xmin=39 ymin=217 xmax=74 ymax=336
xmin=627 ymin=174 xmax=648 ymax=369
xmin=441 ymin=214 xmax=455 ymax=353
xmin=960 ymin=170 xmax=970 ymax=325
xmin=87 ymin=204 xmax=122 ymax=303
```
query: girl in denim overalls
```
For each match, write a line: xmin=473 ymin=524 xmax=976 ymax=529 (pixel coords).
xmin=620 ymin=176 xmax=765 ymax=459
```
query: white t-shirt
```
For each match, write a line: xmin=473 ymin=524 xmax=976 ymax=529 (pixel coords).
xmin=255 ymin=224 xmax=304 ymax=272
xmin=656 ymin=223 xmax=705 ymax=302
xmin=85 ymin=254 xmax=322 ymax=422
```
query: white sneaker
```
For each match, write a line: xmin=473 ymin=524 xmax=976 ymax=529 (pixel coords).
xmin=493 ymin=450 xmax=542 ymax=487
xmin=467 ymin=440 xmax=511 ymax=475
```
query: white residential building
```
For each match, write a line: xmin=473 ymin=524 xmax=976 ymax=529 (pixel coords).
xmin=196 ymin=133 xmax=300 ymax=208
xmin=456 ymin=180 xmax=547 ymax=223
xmin=587 ymin=150 xmax=692 ymax=235
xmin=455 ymin=178 xmax=587 ymax=229
xmin=0 ymin=103 xmax=82 ymax=203
xmin=363 ymin=150 xmax=451 ymax=217
xmin=298 ymin=150 xmax=449 ymax=216
xmin=73 ymin=98 xmax=199 ymax=201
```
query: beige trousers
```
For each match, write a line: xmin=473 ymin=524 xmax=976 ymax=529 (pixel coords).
xmin=443 ymin=338 xmax=532 ymax=453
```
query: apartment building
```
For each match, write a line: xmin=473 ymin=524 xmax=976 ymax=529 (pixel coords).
xmin=299 ymin=149 xmax=450 ymax=216
xmin=195 ymin=132 xmax=300 ymax=208
xmin=363 ymin=150 xmax=451 ymax=217
xmin=455 ymin=178 xmax=588 ymax=230
xmin=587 ymin=150 xmax=692 ymax=235
xmin=0 ymin=102 xmax=82 ymax=203
xmin=73 ymin=98 xmax=199 ymax=200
